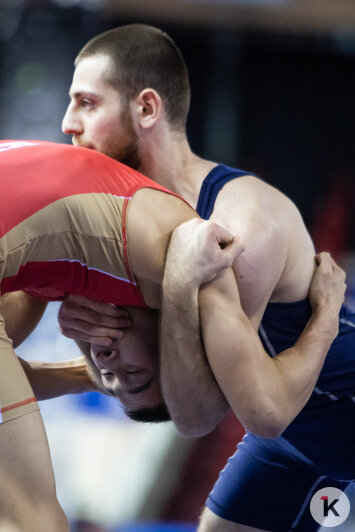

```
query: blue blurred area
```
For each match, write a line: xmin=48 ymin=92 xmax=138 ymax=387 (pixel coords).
xmin=115 ymin=524 xmax=196 ymax=532
xmin=71 ymin=521 xmax=197 ymax=532
xmin=76 ymin=391 xmax=114 ymax=413
xmin=72 ymin=387 xmax=125 ymax=419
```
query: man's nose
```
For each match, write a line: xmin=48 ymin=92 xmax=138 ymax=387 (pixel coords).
xmin=91 ymin=346 xmax=120 ymax=369
xmin=62 ymin=106 xmax=83 ymax=135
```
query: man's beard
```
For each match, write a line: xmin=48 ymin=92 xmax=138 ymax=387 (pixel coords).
xmin=112 ymin=139 xmax=142 ymax=172
xmin=106 ymin=108 xmax=142 ymax=172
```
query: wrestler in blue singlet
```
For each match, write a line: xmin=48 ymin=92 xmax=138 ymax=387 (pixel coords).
xmin=197 ymin=165 xmax=355 ymax=532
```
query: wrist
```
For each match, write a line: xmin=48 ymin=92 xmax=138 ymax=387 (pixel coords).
xmin=309 ymin=305 xmax=339 ymax=341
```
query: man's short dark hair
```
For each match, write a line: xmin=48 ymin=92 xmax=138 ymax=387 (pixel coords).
xmin=76 ymin=24 xmax=191 ymax=131
xmin=125 ymin=404 xmax=171 ymax=423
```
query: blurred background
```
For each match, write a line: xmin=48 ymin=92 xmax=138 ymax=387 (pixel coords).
xmin=1 ymin=0 xmax=354 ymax=530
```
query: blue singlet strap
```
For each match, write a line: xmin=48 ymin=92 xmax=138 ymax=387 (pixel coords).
xmin=196 ymin=164 xmax=256 ymax=219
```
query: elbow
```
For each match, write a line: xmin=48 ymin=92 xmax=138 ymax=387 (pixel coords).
xmin=243 ymin=405 xmax=288 ymax=439
xmin=174 ymin=421 xmax=217 ymax=438
xmin=249 ymin=421 xmax=283 ymax=439
xmin=169 ymin=400 xmax=229 ymax=438
xmin=173 ymin=416 xmax=219 ymax=438
xmin=176 ymin=427 xmax=208 ymax=438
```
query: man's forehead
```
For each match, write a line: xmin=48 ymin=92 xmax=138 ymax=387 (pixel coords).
xmin=75 ymin=54 xmax=112 ymax=78
xmin=69 ymin=74 xmax=119 ymax=104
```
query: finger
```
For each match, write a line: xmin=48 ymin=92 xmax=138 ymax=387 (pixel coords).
xmin=316 ymin=253 xmax=346 ymax=283
xmin=314 ymin=252 xmax=332 ymax=272
xmin=64 ymin=296 xmax=130 ymax=318
xmin=58 ymin=317 xmax=130 ymax=338
xmin=209 ymin=222 xmax=235 ymax=246
xmin=215 ymin=239 xmax=245 ymax=271
xmin=218 ymin=235 xmax=236 ymax=250
xmin=223 ymin=237 xmax=245 ymax=261
xmin=59 ymin=327 xmax=115 ymax=347
xmin=58 ymin=305 xmax=131 ymax=328
xmin=60 ymin=304 xmax=130 ymax=323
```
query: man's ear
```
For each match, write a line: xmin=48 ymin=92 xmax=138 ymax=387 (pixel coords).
xmin=136 ymin=88 xmax=162 ymax=129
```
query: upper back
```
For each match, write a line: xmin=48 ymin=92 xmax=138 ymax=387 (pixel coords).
xmin=0 ymin=140 xmax=189 ymax=306
xmin=0 ymin=140 xmax=166 ymax=233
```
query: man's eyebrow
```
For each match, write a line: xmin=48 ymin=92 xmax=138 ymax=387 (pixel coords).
xmin=128 ymin=377 xmax=153 ymax=395
xmin=69 ymin=91 xmax=99 ymax=100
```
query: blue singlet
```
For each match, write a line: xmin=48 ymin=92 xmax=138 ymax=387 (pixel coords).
xmin=198 ymin=164 xmax=355 ymax=532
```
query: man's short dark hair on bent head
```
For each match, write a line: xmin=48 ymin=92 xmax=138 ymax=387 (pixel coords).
xmin=76 ymin=24 xmax=191 ymax=131
xmin=125 ymin=404 xmax=171 ymax=423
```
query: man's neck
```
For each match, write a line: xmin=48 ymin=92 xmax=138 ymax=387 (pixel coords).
xmin=138 ymin=127 xmax=216 ymax=209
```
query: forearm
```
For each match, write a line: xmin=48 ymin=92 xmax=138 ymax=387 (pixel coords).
xmin=271 ymin=304 xmax=338 ymax=424
xmin=200 ymin=270 xmax=338 ymax=438
xmin=1 ymin=291 xmax=47 ymax=348
xmin=161 ymin=270 xmax=229 ymax=437
xmin=260 ymin=291 xmax=340 ymax=433
xmin=18 ymin=356 xmax=96 ymax=400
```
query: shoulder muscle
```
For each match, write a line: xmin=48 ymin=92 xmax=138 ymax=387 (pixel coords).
xmin=127 ymin=188 xmax=198 ymax=303
xmin=210 ymin=176 xmax=290 ymax=325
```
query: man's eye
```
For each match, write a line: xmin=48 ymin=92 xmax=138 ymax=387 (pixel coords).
xmin=81 ymin=99 xmax=95 ymax=109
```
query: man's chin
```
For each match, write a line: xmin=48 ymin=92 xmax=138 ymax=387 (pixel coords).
xmin=79 ymin=145 xmax=95 ymax=150
xmin=72 ymin=139 xmax=94 ymax=150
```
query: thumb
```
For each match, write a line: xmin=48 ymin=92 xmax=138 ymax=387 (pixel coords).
xmin=214 ymin=224 xmax=236 ymax=248
xmin=221 ymin=236 xmax=245 ymax=265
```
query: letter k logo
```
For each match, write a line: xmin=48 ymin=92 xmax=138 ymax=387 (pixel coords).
xmin=321 ymin=495 xmax=340 ymax=517
xmin=311 ymin=487 xmax=350 ymax=526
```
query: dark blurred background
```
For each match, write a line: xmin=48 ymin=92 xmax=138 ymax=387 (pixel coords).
xmin=1 ymin=1 xmax=354 ymax=530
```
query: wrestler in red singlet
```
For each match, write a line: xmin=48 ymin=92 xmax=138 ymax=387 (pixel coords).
xmin=0 ymin=140 xmax=178 ymax=307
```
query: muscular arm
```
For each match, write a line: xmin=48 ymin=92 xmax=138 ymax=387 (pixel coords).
xmin=161 ymin=273 xmax=229 ymax=436
xmin=160 ymin=219 xmax=345 ymax=437
xmin=199 ymin=262 xmax=343 ymax=438
xmin=1 ymin=291 xmax=47 ymax=348
xmin=160 ymin=221 xmax=243 ymax=436
xmin=1 ymin=292 xmax=95 ymax=400
xmin=18 ymin=355 xmax=95 ymax=400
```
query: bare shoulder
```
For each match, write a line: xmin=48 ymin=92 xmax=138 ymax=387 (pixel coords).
xmin=212 ymin=175 xmax=291 ymax=269
xmin=126 ymin=188 xmax=197 ymax=300
xmin=211 ymin=175 xmax=313 ymax=323
xmin=213 ymin=175 xmax=299 ymax=231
